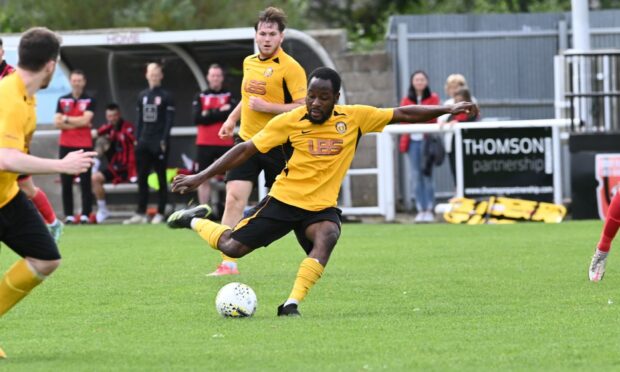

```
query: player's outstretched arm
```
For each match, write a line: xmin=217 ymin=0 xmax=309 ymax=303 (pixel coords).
xmin=171 ymin=141 xmax=259 ymax=194
xmin=248 ymin=97 xmax=304 ymax=115
xmin=391 ymin=102 xmax=478 ymax=124
xmin=0 ymin=148 xmax=96 ymax=175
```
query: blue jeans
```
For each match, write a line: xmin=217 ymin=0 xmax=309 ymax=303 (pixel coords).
xmin=408 ymin=139 xmax=435 ymax=212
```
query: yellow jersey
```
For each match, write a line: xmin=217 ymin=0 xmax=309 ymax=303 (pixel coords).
xmin=239 ymin=48 xmax=307 ymax=140
xmin=252 ymin=104 xmax=394 ymax=211
xmin=0 ymin=73 xmax=36 ymax=208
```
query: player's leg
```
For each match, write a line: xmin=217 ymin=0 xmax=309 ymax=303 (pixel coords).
xmin=124 ymin=143 xmax=150 ymax=224
xmin=151 ymin=147 xmax=168 ymax=224
xmin=92 ymin=171 xmax=109 ymax=223
xmin=0 ymin=192 xmax=62 ymax=358
xmin=59 ymin=146 xmax=76 ymax=224
xmin=18 ymin=175 xmax=63 ymax=242
xmin=78 ymin=155 xmax=93 ymax=224
xmin=279 ymin=218 xmax=341 ymax=317
xmin=590 ymin=191 xmax=620 ymax=281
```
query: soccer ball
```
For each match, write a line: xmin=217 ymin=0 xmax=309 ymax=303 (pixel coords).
xmin=215 ymin=282 xmax=257 ymax=317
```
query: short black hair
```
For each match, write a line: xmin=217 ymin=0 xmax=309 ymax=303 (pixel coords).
xmin=308 ymin=67 xmax=341 ymax=94
xmin=106 ymin=103 xmax=120 ymax=111
xmin=70 ymin=69 xmax=85 ymax=78
xmin=255 ymin=7 xmax=287 ymax=32
xmin=18 ymin=27 xmax=61 ymax=72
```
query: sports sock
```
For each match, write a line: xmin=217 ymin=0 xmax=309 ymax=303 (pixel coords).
xmin=97 ymin=199 xmax=107 ymax=210
xmin=287 ymin=258 xmax=324 ymax=303
xmin=31 ymin=188 xmax=56 ymax=224
xmin=598 ymin=192 xmax=620 ymax=252
xmin=0 ymin=259 xmax=44 ymax=316
xmin=221 ymin=254 xmax=238 ymax=266
xmin=193 ymin=219 xmax=231 ymax=250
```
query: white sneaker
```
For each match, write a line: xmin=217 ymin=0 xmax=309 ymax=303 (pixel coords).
xmin=422 ymin=211 xmax=435 ymax=223
xmin=151 ymin=213 xmax=165 ymax=224
xmin=414 ymin=213 xmax=425 ymax=222
xmin=96 ymin=208 xmax=109 ymax=223
xmin=589 ymin=249 xmax=608 ymax=282
xmin=123 ymin=214 xmax=148 ymax=225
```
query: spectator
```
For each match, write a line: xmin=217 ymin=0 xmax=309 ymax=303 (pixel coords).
xmin=438 ymin=75 xmax=479 ymax=181
xmin=54 ymin=69 xmax=96 ymax=224
xmin=124 ymin=62 xmax=175 ymax=225
xmin=91 ymin=103 xmax=137 ymax=223
xmin=192 ymin=64 xmax=236 ymax=206
xmin=399 ymin=70 xmax=440 ymax=223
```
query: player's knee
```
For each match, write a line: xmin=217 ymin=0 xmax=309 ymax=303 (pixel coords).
xmin=321 ymin=224 xmax=340 ymax=247
xmin=20 ymin=184 xmax=37 ymax=198
xmin=27 ymin=258 xmax=61 ymax=276
xmin=220 ymin=239 xmax=252 ymax=259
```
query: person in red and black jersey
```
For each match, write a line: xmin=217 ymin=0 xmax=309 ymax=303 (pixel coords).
xmin=0 ymin=38 xmax=15 ymax=78
xmin=124 ymin=62 xmax=175 ymax=225
xmin=1 ymin=37 xmax=64 ymax=241
xmin=53 ymin=69 xmax=96 ymax=224
xmin=91 ymin=103 xmax=136 ymax=223
xmin=192 ymin=64 xmax=237 ymax=205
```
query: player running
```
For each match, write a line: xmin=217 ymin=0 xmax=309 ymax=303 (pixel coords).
xmin=207 ymin=6 xmax=307 ymax=276
xmin=167 ymin=67 xmax=478 ymax=316
xmin=589 ymin=191 xmax=620 ymax=281
xmin=0 ymin=27 xmax=96 ymax=358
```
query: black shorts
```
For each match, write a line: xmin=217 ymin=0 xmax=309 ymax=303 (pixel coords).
xmin=0 ymin=191 xmax=60 ymax=260
xmin=195 ymin=145 xmax=231 ymax=172
xmin=226 ymin=136 xmax=292 ymax=188
xmin=231 ymin=196 xmax=342 ymax=254
xmin=101 ymin=168 xmax=129 ymax=183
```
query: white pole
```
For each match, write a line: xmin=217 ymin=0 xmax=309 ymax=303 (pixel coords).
xmin=571 ymin=0 xmax=591 ymax=51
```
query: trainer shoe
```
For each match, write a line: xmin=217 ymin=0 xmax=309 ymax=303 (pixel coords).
xmin=167 ymin=204 xmax=212 ymax=229
xmin=277 ymin=303 xmax=301 ymax=317
xmin=79 ymin=214 xmax=90 ymax=224
xmin=206 ymin=263 xmax=240 ymax=276
xmin=64 ymin=216 xmax=76 ymax=225
xmin=96 ymin=208 xmax=109 ymax=223
xmin=123 ymin=214 xmax=148 ymax=225
xmin=589 ymin=249 xmax=609 ymax=282
xmin=151 ymin=213 xmax=165 ymax=224
xmin=48 ymin=219 xmax=64 ymax=244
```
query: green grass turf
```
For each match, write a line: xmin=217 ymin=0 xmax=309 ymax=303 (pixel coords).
xmin=1 ymin=221 xmax=620 ymax=371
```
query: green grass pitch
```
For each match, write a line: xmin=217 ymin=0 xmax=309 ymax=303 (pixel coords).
xmin=1 ymin=221 xmax=620 ymax=371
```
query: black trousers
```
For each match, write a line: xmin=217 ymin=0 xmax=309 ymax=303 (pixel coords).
xmin=59 ymin=146 xmax=93 ymax=217
xmin=135 ymin=141 xmax=168 ymax=215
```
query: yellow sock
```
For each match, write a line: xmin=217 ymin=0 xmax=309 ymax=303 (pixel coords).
xmin=0 ymin=259 xmax=43 ymax=316
xmin=288 ymin=258 xmax=324 ymax=303
xmin=193 ymin=219 xmax=231 ymax=249
xmin=221 ymin=253 xmax=237 ymax=263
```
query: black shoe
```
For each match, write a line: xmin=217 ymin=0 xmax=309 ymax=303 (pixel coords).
xmin=277 ymin=303 xmax=301 ymax=317
xmin=167 ymin=204 xmax=212 ymax=229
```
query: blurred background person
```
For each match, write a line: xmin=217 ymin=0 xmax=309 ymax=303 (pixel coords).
xmin=91 ymin=103 xmax=136 ymax=223
xmin=192 ymin=63 xmax=236 ymax=210
xmin=124 ymin=62 xmax=175 ymax=225
xmin=398 ymin=70 xmax=440 ymax=222
xmin=54 ymin=69 xmax=96 ymax=224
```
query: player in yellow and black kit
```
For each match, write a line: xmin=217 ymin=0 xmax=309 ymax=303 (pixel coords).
xmin=0 ymin=28 xmax=96 ymax=357
xmin=167 ymin=67 xmax=478 ymax=316
xmin=209 ymin=7 xmax=307 ymax=276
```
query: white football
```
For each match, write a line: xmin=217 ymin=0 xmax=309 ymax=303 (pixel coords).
xmin=215 ymin=282 xmax=257 ymax=317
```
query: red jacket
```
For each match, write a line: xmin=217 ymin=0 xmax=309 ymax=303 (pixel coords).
xmin=97 ymin=119 xmax=137 ymax=184
xmin=399 ymin=93 xmax=440 ymax=153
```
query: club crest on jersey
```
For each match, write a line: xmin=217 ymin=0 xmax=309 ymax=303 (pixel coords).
xmin=335 ymin=121 xmax=347 ymax=134
xmin=264 ymin=67 xmax=273 ymax=77
xmin=78 ymin=102 xmax=88 ymax=111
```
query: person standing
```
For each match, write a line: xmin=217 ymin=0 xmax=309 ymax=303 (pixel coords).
xmin=0 ymin=27 xmax=96 ymax=358
xmin=2 ymin=37 xmax=63 ymax=242
xmin=124 ymin=62 xmax=175 ymax=225
xmin=54 ymin=70 xmax=96 ymax=224
xmin=91 ymin=103 xmax=136 ymax=223
xmin=192 ymin=64 xmax=236 ymax=206
xmin=398 ymin=71 xmax=440 ymax=223
xmin=207 ymin=7 xmax=307 ymax=276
